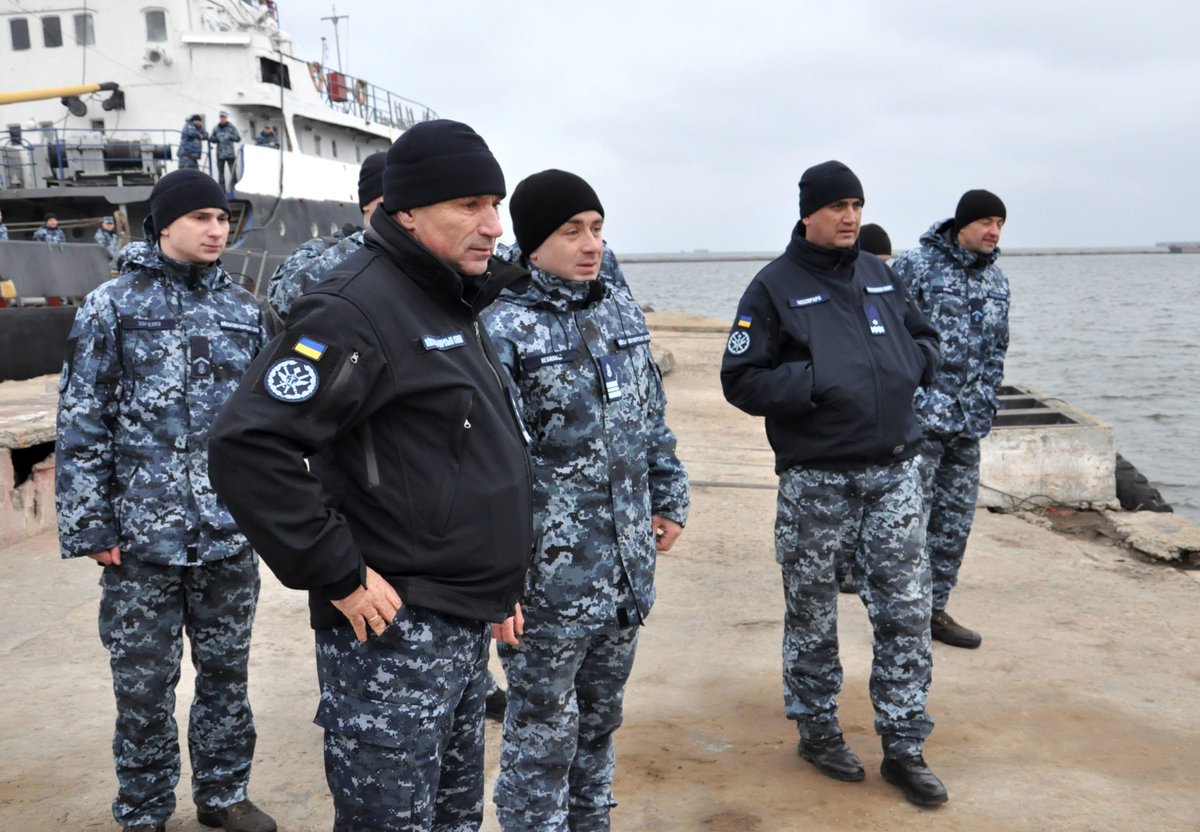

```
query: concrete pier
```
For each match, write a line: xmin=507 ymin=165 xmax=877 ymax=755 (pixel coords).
xmin=1 ymin=314 xmax=1198 ymax=830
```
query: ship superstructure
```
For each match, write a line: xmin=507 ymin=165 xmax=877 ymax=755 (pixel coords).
xmin=0 ymin=0 xmax=436 ymax=379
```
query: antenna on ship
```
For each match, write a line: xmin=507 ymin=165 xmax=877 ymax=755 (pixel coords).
xmin=320 ymin=5 xmax=348 ymax=74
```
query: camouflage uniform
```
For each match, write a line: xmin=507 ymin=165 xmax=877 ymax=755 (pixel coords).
xmin=0 ymin=223 xmax=9 ymax=240
xmin=211 ymin=121 xmax=242 ymax=191
xmin=483 ymin=246 xmax=690 ymax=831
xmin=721 ymin=226 xmax=939 ymax=759
xmin=315 ymin=608 xmax=491 ymax=831
xmin=33 ymin=225 xmax=66 ymax=243
xmin=267 ymin=230 xmax=364 ymax=318
xmin=56 ymin=245 xmax=270 ymax=828
xmin=891 ymin=219 xmax=1010 ymax=610
xmin=178 ymin=120 xmax=206 ymax=169
xmin=777 ymin=459 xmax=933 ymax=759
xmin=94 ymin=226 xmax=120 ymax=260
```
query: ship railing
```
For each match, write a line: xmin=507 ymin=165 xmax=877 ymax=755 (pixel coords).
xmin=0 ymin=126 xmax=194 ymax=190
xmin=305 ymin=64 xmax=438 ymax=130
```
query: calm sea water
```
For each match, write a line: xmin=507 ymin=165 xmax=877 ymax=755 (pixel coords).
xmin=622 ymin=253 xmax=1200 ymax=521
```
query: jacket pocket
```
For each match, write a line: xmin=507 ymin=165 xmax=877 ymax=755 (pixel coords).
xmin=432 ymin=390 xmax=474 ymax=538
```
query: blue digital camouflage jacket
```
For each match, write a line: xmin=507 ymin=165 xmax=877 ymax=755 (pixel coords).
xmin=55 ymin=246 xmax=270 ymax=564
xmin=210 ymin=122 xmax=241 ymax=160
xmin=891 ymin=219 xmax=1011 ymax=439
xmin=178 ymin=120 xmax=206 ymax=161
xmin=33 ymin=226 xmax=66 ymax=243
xmin=482 ymin=245 xmax=690 ymax=637
xmin=267 ymin=230 xmax=364 ymax=318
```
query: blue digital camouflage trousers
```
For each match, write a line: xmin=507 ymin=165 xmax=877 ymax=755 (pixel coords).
xmin=98 ymin=550 xmax=260 ymax=827
xmin=494 ymin=629 xmax=639 ymax=832
xmin=917 ymin=434 xmax=981 ymax=611
xmin=313 ymin=605 xmax=490 ymax=832
xmin=776 ymin=457 xmax=934 ymax=759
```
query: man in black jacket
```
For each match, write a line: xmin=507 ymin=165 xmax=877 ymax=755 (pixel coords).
xmin=721 ymin=161 xmax=949 ymax=808
xmin=209 ymin=120 xmax=533 ymax=831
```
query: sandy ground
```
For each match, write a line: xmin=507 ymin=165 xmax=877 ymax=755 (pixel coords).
xmin=2 ymin=313 xmax=1198 ymax=831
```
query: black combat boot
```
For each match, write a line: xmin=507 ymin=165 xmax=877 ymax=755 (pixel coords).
xmin=880 ymin=755 xmax=949 ymax=806
xmin=124 ymin=825 xmax=164 ymax=832
xmin=797 ymin=734 xmax=865 ymax=781
xmin=197 ymin=799 xmax=277 ymax=832
xmin=931 ymin=609 xmax=982 ymax=648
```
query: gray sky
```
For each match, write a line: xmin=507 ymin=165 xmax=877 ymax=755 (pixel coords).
xmin=280 ymin=0 xmax=1200 ymax=253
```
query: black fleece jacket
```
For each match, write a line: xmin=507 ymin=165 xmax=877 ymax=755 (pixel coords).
xmin=721 ymin=223 xmax=940 ymax=473
xmin=209 ymin=209 xmax=534 ymax=628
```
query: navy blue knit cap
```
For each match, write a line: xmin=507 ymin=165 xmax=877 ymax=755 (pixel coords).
xmin=357 ymin=151 xmax=386 ymax=209
xmin=510 ymin=169 xmax=604 ymax=257
xmin=382 ymin=119 xmax=505 ymax=213
xmin=147 ymin=168 xmax=229 ymax=240
xmin=954 ymin=189 xmax=1006 ymax=232
xmin=798 ymin=160 xmax=864 ymax=218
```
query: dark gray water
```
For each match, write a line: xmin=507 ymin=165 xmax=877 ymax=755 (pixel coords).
xmin=622 ymin=252 xmax=1200 ymax=521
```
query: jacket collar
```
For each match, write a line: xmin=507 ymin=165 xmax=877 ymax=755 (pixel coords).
xmin=148 ymin=246 xmax=228 ymax=292
xmin=923 ymin=218 xmax=1001 ymax=269
xmin=364 ymin=209 xmax=529 ymax=314
xmin=785 ymin=220 xmax=859 ymax=276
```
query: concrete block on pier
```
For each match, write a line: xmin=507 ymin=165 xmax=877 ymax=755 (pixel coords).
xmin=979 ymin=384 xmax=1117 ymax=510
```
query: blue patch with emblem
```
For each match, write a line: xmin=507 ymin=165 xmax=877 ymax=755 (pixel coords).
xmin=863 ymin=302 xmax=886 ymax=335
xmin=264 ymin=357 xmax=320 ymax=402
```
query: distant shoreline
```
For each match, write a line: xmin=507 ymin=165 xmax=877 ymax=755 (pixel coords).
xmin=621 ymin=246 xmax=1197 ymax=264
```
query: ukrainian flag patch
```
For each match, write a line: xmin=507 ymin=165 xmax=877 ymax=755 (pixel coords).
xmin=737 ymin=316 xmax=753 ymax=329
xmin=292 ymin=336 xmax=327 ymax=362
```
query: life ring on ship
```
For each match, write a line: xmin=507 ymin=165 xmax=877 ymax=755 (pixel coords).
xmin=308 ymin=62 xmax=325 ymax=92
xmin=353 ymin=79 xmax=369 ymax=106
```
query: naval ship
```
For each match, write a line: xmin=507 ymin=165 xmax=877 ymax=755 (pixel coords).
xmin=0 ymin=0 xmax=435 ymax=380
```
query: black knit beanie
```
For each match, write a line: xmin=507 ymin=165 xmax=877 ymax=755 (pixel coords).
xmin=510 ymin=169 xmax=605 ymax=257
xmin=382 ymin=119 xmax=505 ymax=213
xmin=858 ymin=223 xmax=892 ymax=257
xmin=147 ymin=169 xmax=229 ymax=240
xmin=954 ymin=189 xmax=1006 ymax=232
xmin=357 ymin=151 xmax=386 ymax=209
xmin=798 ymin=160 xmax=864 ymax=218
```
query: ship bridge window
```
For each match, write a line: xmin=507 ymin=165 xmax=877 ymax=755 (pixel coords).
xmin=259 ymin=57 xmax=292 ymax=89
xmin=9 ymin=18 xmax=30 ymax=51
xmin=74 ymin=13 xmax=95 ymax=46
xmin=42 ymin=15 xmax=63 ymax=48
xmin=145 ymin=10 xmax=167 ymax=43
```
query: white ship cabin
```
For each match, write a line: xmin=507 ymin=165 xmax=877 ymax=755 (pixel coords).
xmin=0 ymin=0 xmax=436 ymax=215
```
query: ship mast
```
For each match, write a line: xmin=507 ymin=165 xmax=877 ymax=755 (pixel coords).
xmin=319 ymin=5 xmax=348 ymax=74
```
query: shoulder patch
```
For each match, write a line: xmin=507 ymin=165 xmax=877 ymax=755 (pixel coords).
xmin=264 ymin=357 xmax=320 ymax=402
xmin=727 ymin=329 xmax=751 ymax=355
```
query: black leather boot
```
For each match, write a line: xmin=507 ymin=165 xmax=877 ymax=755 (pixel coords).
xmin=880 ymin=755 xmax=949 ymax=806
xmin=797 ymin=734 xmax=865 ymax=781
xmin=931 ymin=609 xmax=982 ymax=648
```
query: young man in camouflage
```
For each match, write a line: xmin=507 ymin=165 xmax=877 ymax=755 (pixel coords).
xmin=209 ymin=120 xmax=532 ymax=832
xmin=721 ymin=161 xmax=948 ymax=807
xmin=56 ymin=169 xmax=276 ymax=832
xmin=266 ymin=151 xmax=385 ymax=318
xmin=482 ymin=170 xmax=690 ymax=831
xmin=890 ymin=189 xmax=1010 ymax=649
xmin=177 ymin=114 xmax=207 ymax=170
xmin=95 ymin=215 xmax=120 ymax=261
xmin=33 ymin=212 xmax=66 ymax=242
xmin=211 ymin=111 xmax=242 ymax=193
